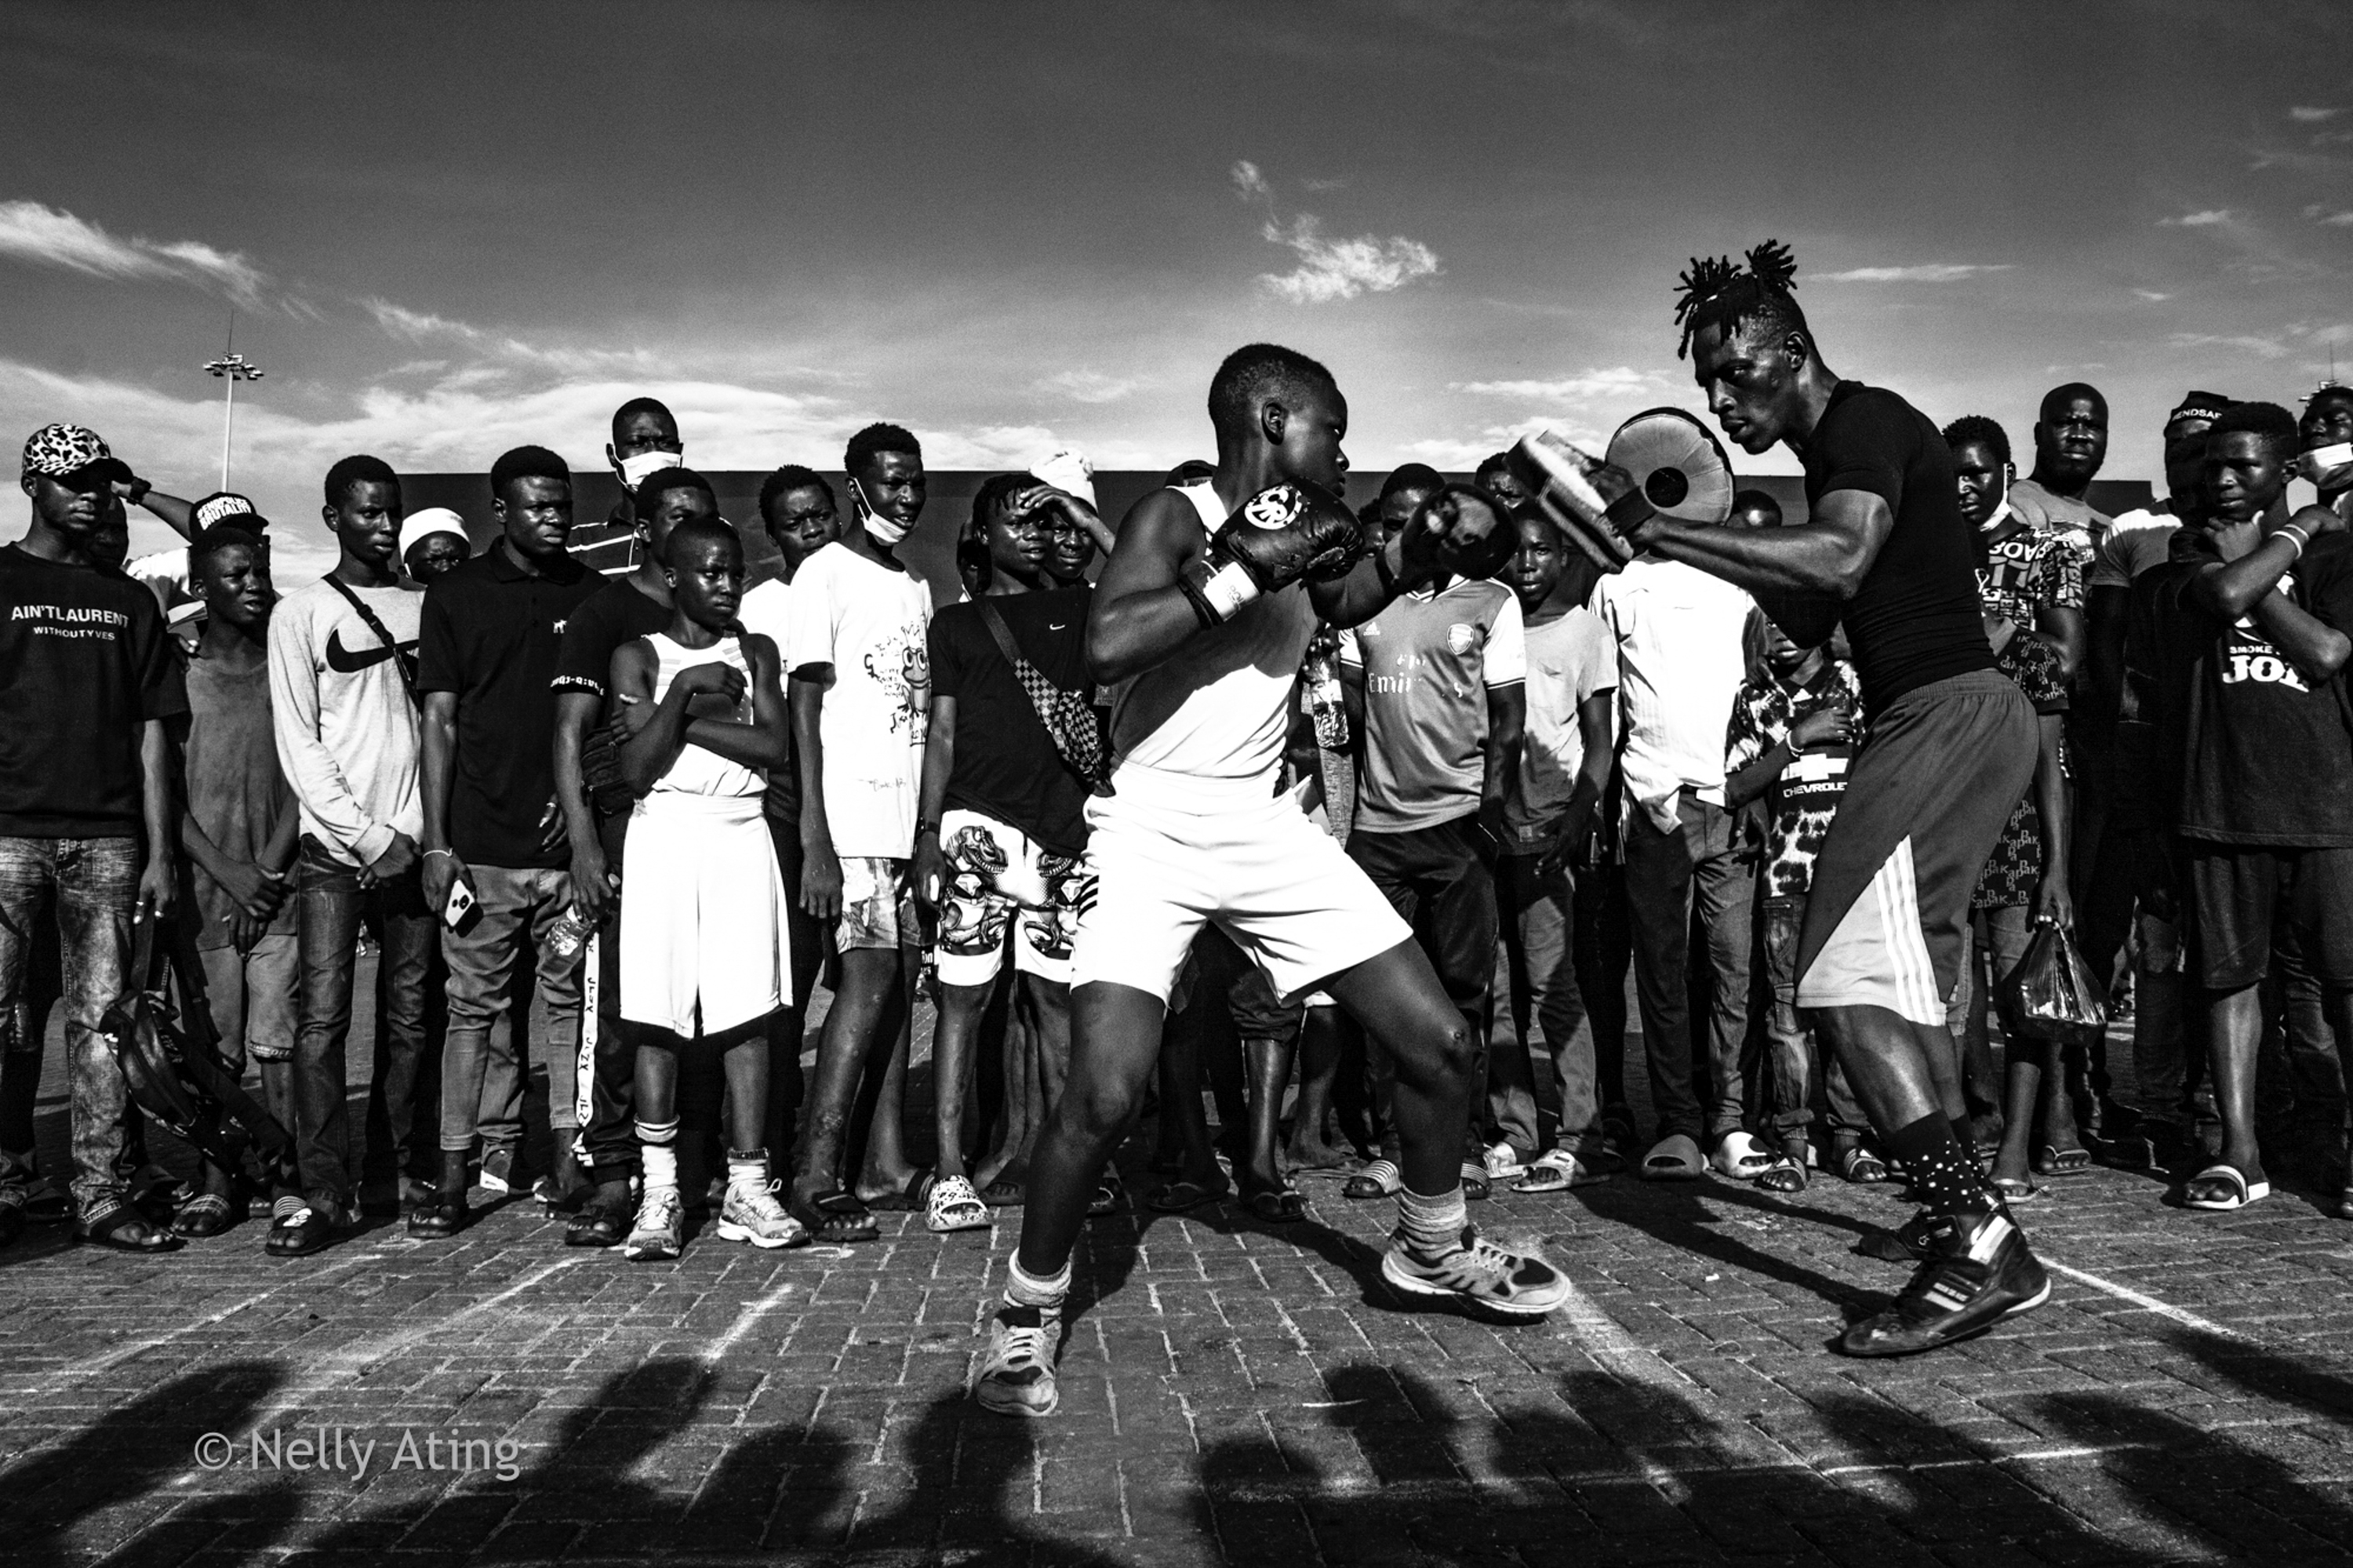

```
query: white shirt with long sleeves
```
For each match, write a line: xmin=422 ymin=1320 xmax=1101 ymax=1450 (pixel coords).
xmin=1589 ymin=557 xmax=1755 ymax=835
xmin=267 ymin=576 xmax=424 ymax=868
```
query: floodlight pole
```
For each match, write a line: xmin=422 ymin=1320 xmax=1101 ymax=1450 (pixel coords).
xmin=202 ymin=350 xmax=264 ymax=490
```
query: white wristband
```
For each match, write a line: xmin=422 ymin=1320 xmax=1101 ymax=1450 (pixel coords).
xmin=2278 ymin=524 xmax=2309 ymax=560
xmin=1196 ymin=558 xmax=1262 ymax=620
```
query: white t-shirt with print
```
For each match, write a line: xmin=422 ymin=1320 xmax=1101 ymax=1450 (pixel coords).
xmin=783 ymin=542 xmax=932 ymax=858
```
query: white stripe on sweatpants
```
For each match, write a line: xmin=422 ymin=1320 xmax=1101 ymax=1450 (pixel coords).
xmin=1870 ymin=838 xmax=1940 ymax=1024
xmin=573 ymin=931 xmax=599 ymax=1162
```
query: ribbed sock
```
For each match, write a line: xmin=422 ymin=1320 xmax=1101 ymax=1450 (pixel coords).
xmin=1395 ymin=1184 xmax=1469 ymax=1256
xmin=1006 ymin=1255 xmax=1071 ymax=1309
xmin=637 ymin=1119 xmax=679 ymax=1191
xmin=726 ymin=1148 xmax=766 ymax=1193
xmin=1882 ymin=1112 xmax=1995 ymax=1220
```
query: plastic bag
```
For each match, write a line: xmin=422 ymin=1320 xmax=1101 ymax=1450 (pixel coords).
xmin=1998 ymin=920 xmax=2108 ymax=1046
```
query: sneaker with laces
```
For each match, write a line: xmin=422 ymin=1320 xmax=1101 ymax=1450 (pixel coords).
xmin=716 ymin=1179 xmax=808 ymax=1249
xmin=624 ymin=1186 xmax=685 ymax=1261
xmin=973 ymin=1299 xmax=1063 ymax=1417
xmin=1381 ymin=1224 xmax=1569 ymax=1318
xmin=1838 ymin=1207 xmax=2049 ymax=1357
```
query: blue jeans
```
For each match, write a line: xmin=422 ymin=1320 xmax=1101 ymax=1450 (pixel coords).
xmin=292 ymin=838 xmax=435 ymax=1210
xmin=0 ymin=835 xmax=141 ymax=1212
xmin=1487 ymin=852 xmax=1602 ymax=1160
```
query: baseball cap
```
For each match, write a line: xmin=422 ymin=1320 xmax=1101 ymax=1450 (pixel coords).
xmin=191 ymin=491 xmax=267 ymax=532
xmin=398 ymin=508 xmax=469 ymax=562
xmin=21 ymin=423 xmax=132 ymax=486
xmin=2169 ymin=391 xmax=2231 ymax=427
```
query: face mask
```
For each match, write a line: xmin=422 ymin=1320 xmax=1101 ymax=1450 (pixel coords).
xmin=614 ymin=446 xmax=683 ymax=487
xmin=853 ymin=478 xmax=911 ymax=546
xmin=2298 ymin=442 xmax=2353 ymax=489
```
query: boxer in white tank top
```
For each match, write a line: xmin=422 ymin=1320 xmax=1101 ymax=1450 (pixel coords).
xmin=976 ymin=344 xmax=1570 ymax=1422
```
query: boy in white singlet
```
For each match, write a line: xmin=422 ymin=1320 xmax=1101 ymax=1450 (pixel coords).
xmin=608 ymin=517 xmax=803 ymax=1261
xmin=975 ymin=344 xmax=1570 ymax=1421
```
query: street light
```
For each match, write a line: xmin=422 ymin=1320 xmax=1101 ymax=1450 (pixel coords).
xmin=203 ymin=351 xmax=264 ymax=490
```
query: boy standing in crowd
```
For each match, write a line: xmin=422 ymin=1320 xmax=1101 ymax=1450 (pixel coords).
xmin=269 ymin=454 xmax=432 ymax=1257
xmin=550 ymin=467 xmax=721 ymax=1246
xmin=413 ymin=446 xmax=604 ymax=1237
xmin=1488 ymin=508 xmax=1618 ymax=1193
xmin=0 ymin=425 xmax=184 ymax=1253
xmin=173 ymin=522 xmax=300 ymax=1239
xmin=915 ymin=475 xmax=1097 ymax=1233
xmin=1336 ymin=493 xmax=1524 ymax=1197
xmin=787 ymin=424 xmax=934 ymax=1242
xmin=2143 ymin=404 xmax=2353 ymax=1213
xmin=1724 ymin=609 xmax=1873 ymax=1189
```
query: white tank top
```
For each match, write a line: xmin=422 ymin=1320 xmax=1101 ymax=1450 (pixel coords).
xmin=644 ymin=631 xmax=763 ymax=799
xmin=1108 ymin=482 xmax=1318 ymax=784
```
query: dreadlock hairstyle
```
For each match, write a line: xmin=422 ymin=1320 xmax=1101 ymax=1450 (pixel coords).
xmin=1674 ymin=239 xmax=1809 ymax=361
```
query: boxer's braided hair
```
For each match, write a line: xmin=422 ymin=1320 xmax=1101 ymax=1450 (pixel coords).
xmin=1674 ymin=239 xmax=1806 ymax=359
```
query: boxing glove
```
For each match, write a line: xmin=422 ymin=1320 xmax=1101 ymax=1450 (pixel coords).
xmin=1508 ymin=432 xmax=1650 ymax=573
xmin=1176 ymin=482 xmax=1363 ymax=626
xmin=1413 ymin=485 xmax=1519 ymax=584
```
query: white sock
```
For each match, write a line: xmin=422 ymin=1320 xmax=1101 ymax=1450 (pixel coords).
xmin=726 ymin=1151 xmax=766 ymax=1192
xmin=1396 ymin=1184 xmax=1468 ymax=1255
xmin=1006 ymin=1256 xmax=1071 ymax=1309
xmin=637 ymin=1119 xmax=678 ymax=1191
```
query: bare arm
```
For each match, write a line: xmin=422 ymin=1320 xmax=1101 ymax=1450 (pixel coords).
xmin=2031 ymin=712 xmax=2073 ymax=928
xmin=1635 ymin=490 xmax=1886 ymax=646
xmin=1558 ymin=691 xmax=1613 ymax=847
xmin=609 ymin=643 xmax=672 ymax=793
xmin=911 ymin=692 xmax=958 ymax=910
xmin=790 ymin=669 xmax=842 ymax=919
xmin=2191 ymin=532 xmax=2300 ymax=621
xmin=1085 ymin=490 xmax=1230 ymax=685
xmin=419 ymin=689 xmax=464 ymax=912
xmin=137 ymin=719 xmax=175 ymax=920
xmin=2031 ymin=603 xmax=2086 ymax=681
xmin=1481 ymin=683 xmax=1525 ymax=843
xmin=2249 ymin=592 xmax=2352 ymax=682
xmin=552 ymin=689 xmax=612 ymax=921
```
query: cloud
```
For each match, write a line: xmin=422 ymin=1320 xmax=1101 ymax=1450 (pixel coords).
xmin=2159 ymin=209 xmax=2232 ymax=227
xmin=2291 ymin=106 xmax=2344 ymax=122
xmin=1300 ymin=176 xmax=1348 ymax=193
xmin=1230 ymin=159 xmax=1442 ymax=305
xmin=359 ymin=293 xmax=656 ymax=376
xmin=2314 ymin=209 xmax=2353 ymax=227
xmin=1036 ymin=369 xmax=1145 ymax=404
xmin=0 ymin=199 xmax=271 ymax=307
xmin=1806 ymin=264 xmax=2013 ymax=283
xmin=2132 ymin=289 xmax=2173 ymax=302
xmin=1449 ymin=366 xmax=1657 ymax=401
xmin=2165 ymin=332 xmax=2288 ymax=358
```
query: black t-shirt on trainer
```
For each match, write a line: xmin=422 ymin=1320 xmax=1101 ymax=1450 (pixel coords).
xmin=1802 ymin=380 xmax=1995 ymax=715
xmin=928 ymin=585 xmax=1094 ymax=858
xmin=0 ymin=544 xmax=187 ymax=838
xmin=418 ymin=540 xmax=605 ymax=868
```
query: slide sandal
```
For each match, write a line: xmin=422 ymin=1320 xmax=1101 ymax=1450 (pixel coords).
xmin=2031 ymin=1145 xmax=2093 ymax=1177
xmin=1242 ymin=1186 xmax=1306 ymax=1223
xmin=1145 ymin=1177 xmax=1229 ymax=1213
xmin=1640 ymin=1134 xmax=1705 ymax=1182
xmin=1513 ymin=1148 xmax=1607 ymax=1194
xmin=1343 ymin=1159 xmax=1402 ymax=1200
xmin=792 ymin=1190 xmax=880 ymax=1243
xmin=2183 ymin=1163 xmax=2268 ymax=1212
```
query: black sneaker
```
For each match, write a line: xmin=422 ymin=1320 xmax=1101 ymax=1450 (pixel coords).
xmin=1838 ymin=1208 xmax=2049 ymax=1358
xmin=1858 ymin=1207 xmax=1944 ymax=1264
xmin=565 ymin=1181 xmax=635 ymax=1248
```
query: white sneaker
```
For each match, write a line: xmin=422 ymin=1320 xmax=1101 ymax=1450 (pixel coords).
xmin=624 ymin=1185 xmax=684 ymax=1261
xmin=1480 ymin=1141 xmax=1527 ymax=1181
xmin=1381 ymin=1224 xmax=1569 ymax=1318
xmin=716 ymin=1179 xmax=807 ymax=1249
xmin=973 ymin=1298 xmax=1063 ymax=1417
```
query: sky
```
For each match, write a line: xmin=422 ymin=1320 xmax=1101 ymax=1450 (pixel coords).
xmin=2 ymin=0 xmax=2350 ymax=575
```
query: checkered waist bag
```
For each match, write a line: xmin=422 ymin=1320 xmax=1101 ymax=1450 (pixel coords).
xmin=979 ymin=600 xmax=1113 ymax=797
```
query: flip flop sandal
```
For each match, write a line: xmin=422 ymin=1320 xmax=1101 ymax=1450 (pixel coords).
xmin=864 ymin=1171 xmax=933 ymax=1212
xmin=1513 ymin=1148 xmax=1607 ymax=1194
xmin=1459 ymin=1162 xmax=1492 ymax=1202
xmin=792 ymin=1190 xmax=880 ymax=1243
xmin=923 ymin=1175 xmax=991 ymax=1234
xmin=2032 ymin=1145 xmax=2094 ymax=1177
xmin=1088 ymin=1172 xmax=1125 ymax=1217
xmin=1837 ymin=1144 xmax=1891 ymax=1184
xmin=1991 ymin=1177 xmax=2040 ymax=1202
xmin=1343 ymin=1159 xmax=1402 ymax=1200
xmin=2184 ymin=1163 xmax=2269 ymax=1212
xmin=1755 ymin=1157 xmax=1808 ymax=1194
xmin=1640 ymin=1134 xmax=1706 ymax=1181
xmin=172 ymin=1192 xmax=237 ymax=1238
xmin=980 ymin=1175 xmax=1027 ymax=1207
xmin=22 ymin=1176 xmax=71 ymax=1225
xmin=1242 ymin=1187 xmax=1307 ymax=1223
xmin=1145 ymin=1177 xmax=1229 ymax=1213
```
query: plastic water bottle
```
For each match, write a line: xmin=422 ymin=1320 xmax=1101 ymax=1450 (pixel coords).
xmin=547 ymin=905 xmax=593 ymax=961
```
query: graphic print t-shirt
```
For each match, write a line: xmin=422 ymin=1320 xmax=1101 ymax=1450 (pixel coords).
xmin=1802 ymin=381 xmax=1994 ymax=715
xmin=1977 ymin=515 xmax=2088 ymax=627
xmin=784 ymin=542 xmax=932 ymax=858
xmin=929 ymin=585 xmax=1095 ymax=858
xmin=1337 ymin=577 xmax=1525 ymax=835
xmin=0 ymin=544 xmax=187 ymax=837
xmin=1724 ymin=660 xmax=1863 ymax=900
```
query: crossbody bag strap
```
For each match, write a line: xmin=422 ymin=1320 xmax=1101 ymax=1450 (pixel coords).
xmin=322 ymin=574 xmax=419 ymax=703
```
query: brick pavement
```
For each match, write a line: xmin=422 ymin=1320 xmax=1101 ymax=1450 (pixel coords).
xmin=4 ymin=968 xmax=2353 ymax=1566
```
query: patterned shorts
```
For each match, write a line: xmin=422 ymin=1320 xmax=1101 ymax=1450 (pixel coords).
xmin=932 ymin=809 xmax=1086 ymax=987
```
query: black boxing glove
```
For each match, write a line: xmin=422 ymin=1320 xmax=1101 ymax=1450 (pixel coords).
xmin=1176 ymin=483 xmax=1362 ymax=627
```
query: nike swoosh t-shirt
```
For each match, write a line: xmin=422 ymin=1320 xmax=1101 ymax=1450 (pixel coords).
xmin=268 ymin=574 xmax=424 ymax=868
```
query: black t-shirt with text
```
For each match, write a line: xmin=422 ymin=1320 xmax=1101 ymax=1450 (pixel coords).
xmin=0 ymin=544 xmax=187 ymax=837
xmin=928 ymin=585 xmax=1094 ymax=857
xmin=551 ymin=574 xmax=672 ymax=702
xmin=419 ymin=541 xmax=606 ymax=868
xmin=1803 ymin=381 xmax=1995 ymax=715
xmin=2147 ymin=530 xmax=2353 ymax=847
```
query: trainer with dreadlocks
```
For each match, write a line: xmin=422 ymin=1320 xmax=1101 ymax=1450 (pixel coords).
xmin=1542 ymin=243 xmax=2047 ymax=1355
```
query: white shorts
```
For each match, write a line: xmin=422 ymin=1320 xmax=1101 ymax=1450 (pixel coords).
xmin=933 ymin=809 xmax=1083 ymax=988
xmin=620 ymin=792 xmax=790 ymax=1038
xmin=1069 ymin=763 xmax=1409 ymax=1006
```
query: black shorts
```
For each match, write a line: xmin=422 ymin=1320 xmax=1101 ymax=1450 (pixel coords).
xmin=2183 ymin=841 xmax=2353 ymax=991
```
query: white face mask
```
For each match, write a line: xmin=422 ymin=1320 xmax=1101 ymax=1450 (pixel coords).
xmin=853 ymin=478 xmax=912 ymax=546
xmin=614 ymin=446 xmax=683 ymax=487
xmin=2298 ymin=442 xmax=2353 ymax=490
